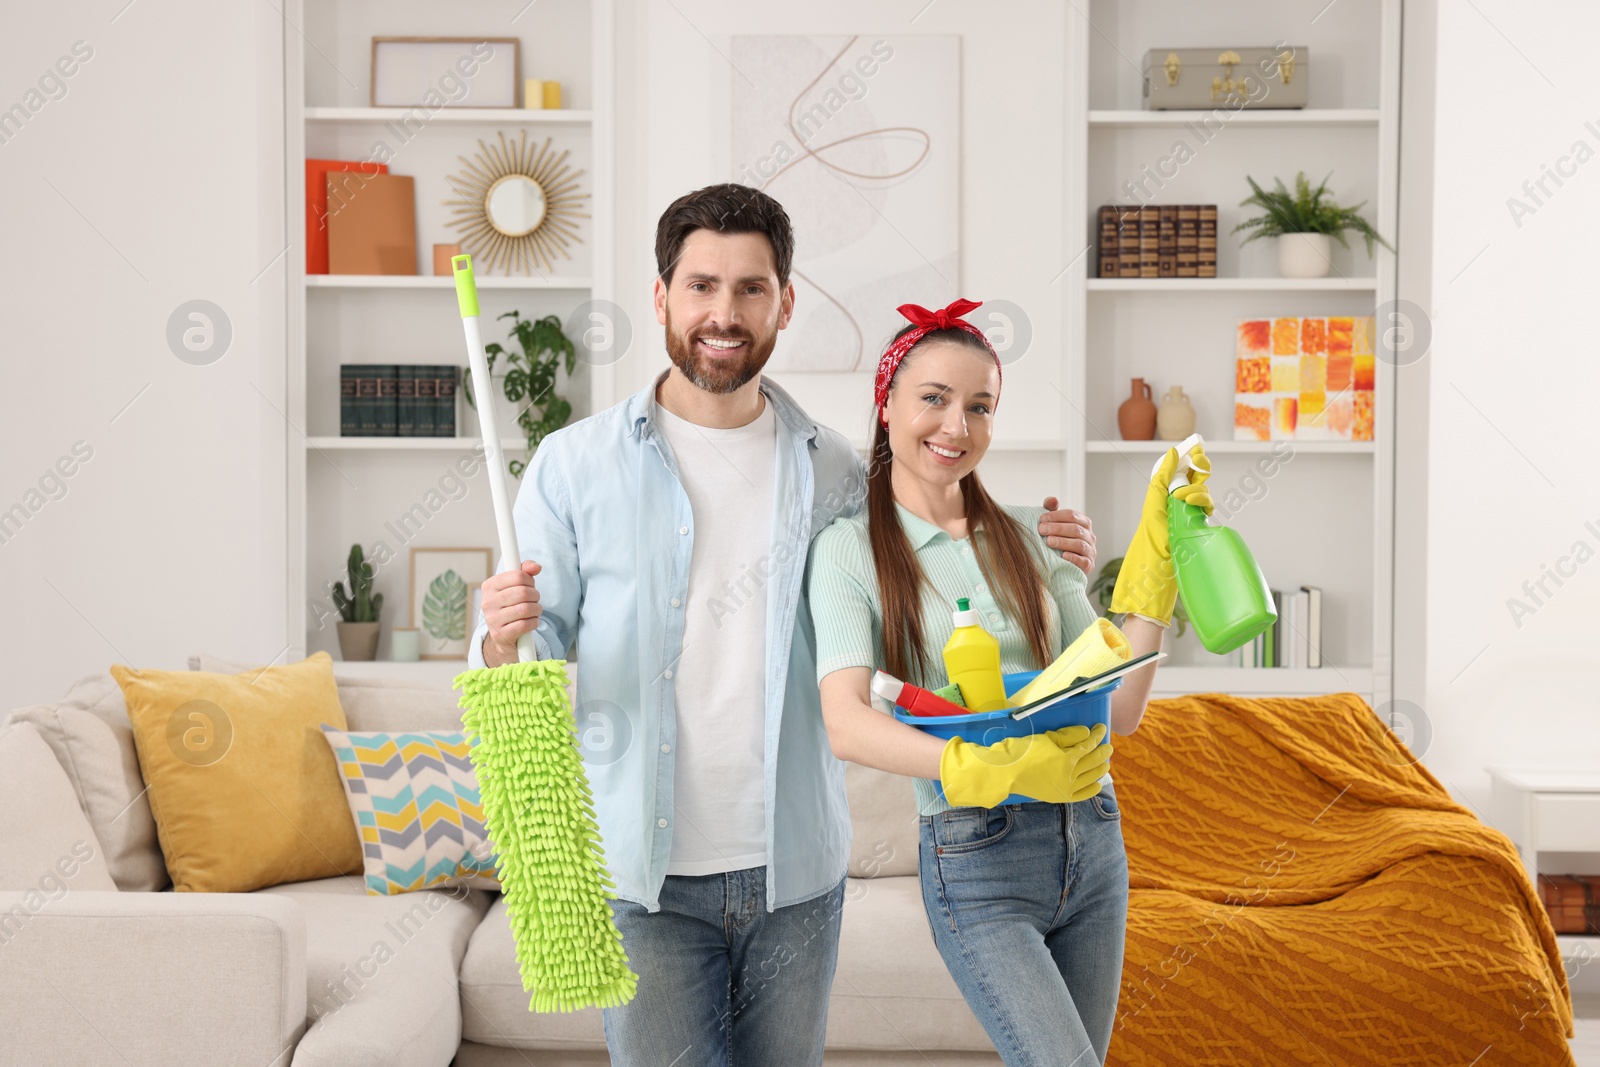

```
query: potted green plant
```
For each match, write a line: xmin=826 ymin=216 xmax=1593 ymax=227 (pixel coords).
xmin=463 ymin=310 xmax=577 ymax=478
xmin=1234 ymin=171 xmax=1393 ymax=279
xmin=332 ymin=543 xmax=384 ymax=661
xmin=1088 ymin=556 xmax=1189 ymax=639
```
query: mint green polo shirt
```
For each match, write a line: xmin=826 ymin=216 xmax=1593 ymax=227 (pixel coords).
xmin=805 ymin=502 xmax=1103 ymax=815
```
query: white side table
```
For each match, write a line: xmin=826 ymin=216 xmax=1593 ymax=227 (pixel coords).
xmin=1486 ymin=766 xmax=1600 ymax=884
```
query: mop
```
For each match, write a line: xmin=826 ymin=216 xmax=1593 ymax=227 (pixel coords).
xmin=448 ymin=254 xmax=638 ymax=1013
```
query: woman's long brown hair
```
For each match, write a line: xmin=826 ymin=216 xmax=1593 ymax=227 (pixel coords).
xmin=867 ymin=326 xmax=1054 ymax=686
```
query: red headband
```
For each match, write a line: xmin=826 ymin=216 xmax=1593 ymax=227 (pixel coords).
xmin=873 ymin=299 xmax=1001 ymax=413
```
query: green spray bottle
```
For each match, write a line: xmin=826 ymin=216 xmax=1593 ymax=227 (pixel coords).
xmin=1167 ymin=434 xmax=1277 ymax=654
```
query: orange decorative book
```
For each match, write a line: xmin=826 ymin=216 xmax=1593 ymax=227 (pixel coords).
xmin=306 ymin=159 xmax=389 ymax=274
xmin=327 ymin=173 xmax=418 ymax=276
xmin=1235 ymin=316 xmax=1375 ymax=442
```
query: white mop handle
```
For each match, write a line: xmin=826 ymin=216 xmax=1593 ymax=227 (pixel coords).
xmin=454 ymin=256 xmax=535 ymax=664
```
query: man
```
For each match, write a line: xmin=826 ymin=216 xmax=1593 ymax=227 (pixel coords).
xmin=469 ymin=183 xmax=1098 ymax=1066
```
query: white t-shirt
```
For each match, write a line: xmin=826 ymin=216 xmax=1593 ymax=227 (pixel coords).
xmin=654 ymin=396 xmax=776 ymax=876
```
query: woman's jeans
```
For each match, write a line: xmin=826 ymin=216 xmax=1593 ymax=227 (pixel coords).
xmin=601 ymin=865 xmax=846 ymax=1067
xmin=919 ymin=784 xmax=1129 ymax=1067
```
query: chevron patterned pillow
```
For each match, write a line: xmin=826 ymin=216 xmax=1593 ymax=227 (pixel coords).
xmin=320 ymin=726 xmax=500 ymax=895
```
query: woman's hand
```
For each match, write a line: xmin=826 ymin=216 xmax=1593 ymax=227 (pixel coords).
xmin=939 ymin=724 xmax=1111 ymax=807
xmin=1109 ymin=443 xmax=1213 ymax=626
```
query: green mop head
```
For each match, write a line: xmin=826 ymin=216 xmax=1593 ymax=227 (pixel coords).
xmin=455 ymin=659 xmax=638 ymax=1012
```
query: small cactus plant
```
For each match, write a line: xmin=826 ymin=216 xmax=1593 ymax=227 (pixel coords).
xmin=332 ymin=543 xmax=383 ymax=623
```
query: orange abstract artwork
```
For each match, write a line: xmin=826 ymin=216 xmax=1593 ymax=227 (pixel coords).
xmin=1327 ymin=317 xmax=1354 ymax=355
xmin=1236 ymin=316 xmax=1373 ymax=443
xmin=1235 ymin=399 xmax=1270 ymax=441
xmin=1238 ymin=319 xmax=1271 ymax=354
xmin=1353 ymin=390 xmax=1374 ymax=441
xmin=1272 ymin=396 xmax=1299 ymax=439
xmin=1353 ymin=354 xmax=1376 ymax=392
xmin=1272 ymin=318 xmax=1300 ymax=355
xmin=1237 ymin=356 xmax=1271 ymax=394
xmin=1300 ymin=318 xmax=1327 ymax=355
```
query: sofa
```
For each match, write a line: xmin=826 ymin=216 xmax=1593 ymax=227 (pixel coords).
xmin=1 ymin=664 xmax=1575 ymax=1066
xmin=1 ymin=659 xmax=1007 ymax=1067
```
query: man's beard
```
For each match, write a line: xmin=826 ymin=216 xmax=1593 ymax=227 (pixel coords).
xmin=664 ymin=306 xmax=777 ymax=394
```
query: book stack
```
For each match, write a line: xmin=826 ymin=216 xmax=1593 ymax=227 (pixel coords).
xmin=340 ymin=364 xmax=460 ymax=436
xmin=1097 ymin=204 xmax=1217 ymax=279
xmin=1246 ymin=585 xmax=1322 ymax=668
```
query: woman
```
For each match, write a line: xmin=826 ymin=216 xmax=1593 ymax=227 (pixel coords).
xmin=806 ymin=299 xmax=1210 ymax=1066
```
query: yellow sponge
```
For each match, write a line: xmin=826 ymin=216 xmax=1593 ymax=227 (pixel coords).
xmin=1012 ymin=618 xmax=1131 ymax=707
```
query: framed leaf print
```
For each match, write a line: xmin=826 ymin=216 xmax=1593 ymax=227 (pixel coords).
xmin=409 ymin=547 xmax=493 ymax=659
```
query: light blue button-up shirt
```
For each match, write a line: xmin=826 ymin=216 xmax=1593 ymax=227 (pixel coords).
xmin=467 ymin=369 xmax=867 ymax=914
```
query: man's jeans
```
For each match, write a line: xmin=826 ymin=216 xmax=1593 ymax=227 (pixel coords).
xmin=919 ymin=784 xmax=1129 ymax=1067
xmin=602 ymin=866 xmax=846 ymax=1067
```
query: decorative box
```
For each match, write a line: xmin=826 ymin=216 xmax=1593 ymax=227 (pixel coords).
xmin=1539 ymin=874 xmax=1600 ymax=935
xmin=1141 ymin=47 xmax=1309 ymax=110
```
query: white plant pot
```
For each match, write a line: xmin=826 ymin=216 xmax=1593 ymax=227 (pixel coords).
xmin=1278 ymin=233 xmax=1332 ymax=278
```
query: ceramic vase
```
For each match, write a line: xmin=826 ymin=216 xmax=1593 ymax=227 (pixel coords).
xmin=1157 ymin=385 xmax=1196 ymax=441
xmin=1118 ymin=378 xmax=1157 ymax=440
xmin=1278 ymin=232 xmax=1332 ymax=278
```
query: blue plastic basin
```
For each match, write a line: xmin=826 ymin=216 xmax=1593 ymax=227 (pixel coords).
xmin=894 ymin=675 xmax=1120 ymax=807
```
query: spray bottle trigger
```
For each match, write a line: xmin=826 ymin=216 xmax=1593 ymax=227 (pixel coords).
xmin=1166 ymin=432 xmax=1206 ymax=494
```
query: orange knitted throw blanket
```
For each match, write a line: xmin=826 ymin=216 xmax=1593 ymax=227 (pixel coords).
xmin=1107 ymin=691 xmax=1574 ymax=1066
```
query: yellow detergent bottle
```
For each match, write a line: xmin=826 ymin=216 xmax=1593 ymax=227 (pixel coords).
xmin=943 ymin=598 xmax=1008 ymax=712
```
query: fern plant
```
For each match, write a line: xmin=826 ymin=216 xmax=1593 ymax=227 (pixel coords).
xmin=1233 ymin=171 xmax=1394 ymax=256
xmin=463 ymin=310 xmax=578 ymax=478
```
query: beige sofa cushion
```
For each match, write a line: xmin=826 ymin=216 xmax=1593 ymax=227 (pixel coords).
xmin=458 ymin=877 xmax=989 ymax=1053
xmin=844 ymin=761 xmax=920 ymax=878
xmin=258 ymin=874 xmax=491 ymax=1067
xmin=0 ymin=722 xmax=117 ymax=893
xmin=458 ymin=896 xmax=608 ymax=1050
xmin=192 ymin=653 xmax=543 ymax=733
xmin=7 ymin=680 xmax=168 ymax=892
xmin=827 ymin=876 xmax=990 ymax=1051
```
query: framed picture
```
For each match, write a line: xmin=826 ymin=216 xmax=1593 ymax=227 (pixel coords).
xmin=409 ymin=547 xmax=493 ymax=659
xmin=370 ymin=37 xmax=521 ymax=109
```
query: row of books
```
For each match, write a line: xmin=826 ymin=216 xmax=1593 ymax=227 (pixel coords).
xmin=339 ymin=364 xmax=460 ymax=437
xmin=1097 ymin=204 xmax=1218 ymax=278
xmin=1244 ymin=586 xmax=1323 ymax=668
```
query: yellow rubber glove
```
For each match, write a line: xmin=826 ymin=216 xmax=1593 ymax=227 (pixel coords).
xmin=939 ymin=723 xmax=1111 ymax=808
xmin=1109 ymin=441 xmax=1214 ymax=626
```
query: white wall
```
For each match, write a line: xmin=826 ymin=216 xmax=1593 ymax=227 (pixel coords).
xmin=1422 ymin=1 xmax=1600 ymax=814
xmin=614 ymin=0 xmax=1072 ymax=507
xmin=0 ymin=4 xmax=286 ymax=711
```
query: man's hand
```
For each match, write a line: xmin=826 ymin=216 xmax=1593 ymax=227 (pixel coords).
xmin=482 ymin=560 xmax=542 ymax=666
xmin=1040 ymin=498 xmax=1096 ymax=575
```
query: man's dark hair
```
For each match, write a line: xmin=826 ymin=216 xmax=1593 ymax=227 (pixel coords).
xmin=655 ymin=183 xmax=794 ymax=289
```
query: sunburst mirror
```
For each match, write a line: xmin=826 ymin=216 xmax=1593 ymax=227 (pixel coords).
xmin=443 ymin=130 xmax=588 ymax=274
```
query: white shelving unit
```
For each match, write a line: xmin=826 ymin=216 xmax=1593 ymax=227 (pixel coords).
xmin=284 ymin=0 xmax=615 ymax=671
xmin=305 ymin=106 xmax=594 ymax=124
xmin=1088 ymin=108 xmax=1380 ymax=128
xmin=1066 ymin=1 xmax=1400 ymax=705
xmin=304 ymin=274 xmax=593 ymax=290
xmin=1087 ymin=277 xmax=1377 ymax=292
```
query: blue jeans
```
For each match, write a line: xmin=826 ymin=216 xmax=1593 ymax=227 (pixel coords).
xmin=919 ymin=784 xmax=1129 ymax=1067
xmin=601 ymin=865 xmax=846 ymax=1067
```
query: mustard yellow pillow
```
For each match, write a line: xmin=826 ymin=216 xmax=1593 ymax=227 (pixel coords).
xmin=111 ymin=651 xmax=361 ymax=892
